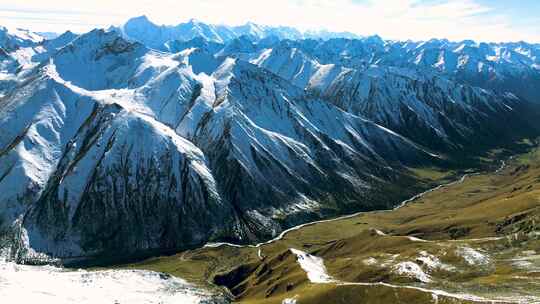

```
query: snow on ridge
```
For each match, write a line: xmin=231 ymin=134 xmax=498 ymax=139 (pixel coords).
xmin=0 ymin=26 xmax=44 ymax=44
xmin=290 ymin=248 xmax=335 ymax=284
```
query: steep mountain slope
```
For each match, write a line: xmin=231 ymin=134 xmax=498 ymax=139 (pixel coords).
xmin=247 ymin=43 xmax=535 ymax=153
xmin=104 ymin=17 xmax=540 ymax=104
xmin=116 ymin=16 xmax=234 ymax=49
xmin=0 ymin=25 xmax=538 ymax=265
xmin=181 ymin=59 xmax=435 ymax=239
xmin=109 ymin=18 xmax=540 ymax=104
xmin=164 ymin=36 xmax=224 ymax=54
xmin=380 ymin=39 xmax=540 ymax=103
xmin=0 ymin=26 xmax=43 ymax=52
xmin=319 ymin=67 xmax=532 ymax=153
xmin=272 ymin=37 xmax=540 ymax=103
xmin=0 ymin=30 xmax=444 ymax=262
xmin=0 ymin=65 xmax=231 ymax=261
xmin=0 ymin=29 xmax=78 ymax=98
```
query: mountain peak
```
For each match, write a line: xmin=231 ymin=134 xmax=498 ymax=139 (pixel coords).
xmin=364 ymin=34 xmax=384 ymax=45
xmin=186 ymin=18 xmax=202 ymax=25
xmin=124 ymin=15 xmax=156 ymax=29
xmin=118 ymin=16 xmax=366 ymax=48
xmin=54 ymin=27 xmax=143 ymax=67
xmin=131 ymin=15 xmax=152 ymax=23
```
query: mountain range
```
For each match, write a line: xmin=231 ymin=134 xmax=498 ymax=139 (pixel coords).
xmin=111 ymin=15 xmax=362 ymax=50
xmin=0 ymin=17 xmax=539 ymax=264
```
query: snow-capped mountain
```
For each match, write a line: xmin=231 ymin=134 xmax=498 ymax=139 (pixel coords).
xmin=111 ymin=16 xmax=540 ymax=103
xmin=0 ymin=22 xmax=539 ymax=263
xmin=245 ymin=43 xmax=531 ymax=151
xmin=264 ymin=37 xmax=540 ymax=103
xmin=378 ymin=39 xmax=540 ymax=103
xmin=0 ymin=26 xmax=44 ymax=52
xmin=0 ymin=29 xmax=429 ymax=261
xmin=164 ymin=36 xmax=224 ymax=54
xmin=0 ymin=30 xmax=77 ymax=73
xmin=113 ymin=16 xmax=360 ymax=51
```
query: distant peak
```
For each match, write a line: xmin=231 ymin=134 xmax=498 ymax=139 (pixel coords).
xmin=364 ymin=35 xmax=384 ymax=44
xmin=59 ymin=30 xmax=75 ymax=36
xmin=133 ymin=15 xmax=150 ymax=21
xmin=89 ymin=28 xmax=107 ymax=35
xmin=72 ymin=28 xmax=124 ymax=46
xmin=126 ymin=15 xmax=154 ymax=26
xmin=244 ymin=21 xmax=259 ymax=27
xmin=187 ymin=18 xmax=201 ymax=25
xmin=460 ymin=39 xmax=476 ymax=46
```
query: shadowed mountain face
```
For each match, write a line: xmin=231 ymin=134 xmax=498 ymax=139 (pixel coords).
xmin=0 ymin=23 xmax=539 ymax=263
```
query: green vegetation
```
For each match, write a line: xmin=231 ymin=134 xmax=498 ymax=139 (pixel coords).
xmin=120 ymin=143 xmax=540 ymax=303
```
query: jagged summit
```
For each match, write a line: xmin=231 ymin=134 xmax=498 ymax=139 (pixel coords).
xmin=0 ymin=20 xmax=539 ymax=263
xmin=131 ymin=14 xmax=152 ymax=23
xmin=0 ymin=26 xmax=44 ymax=51
xmin=116 ymin=16 xmax=360 ymax=50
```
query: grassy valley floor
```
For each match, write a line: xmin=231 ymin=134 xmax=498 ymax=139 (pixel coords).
xmin=119 ymin=143 xmax=540 ymax=303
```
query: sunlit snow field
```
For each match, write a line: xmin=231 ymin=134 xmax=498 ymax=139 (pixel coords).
xmin=0 ymin=260 xmax=211 ymax=303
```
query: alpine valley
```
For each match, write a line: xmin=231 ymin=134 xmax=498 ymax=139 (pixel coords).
xmin=0 ymin=16 xmax=539 ymax=304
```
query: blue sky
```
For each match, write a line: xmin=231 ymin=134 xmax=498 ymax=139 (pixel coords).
xmin=0 ymin=0 xmax=538 ymax=42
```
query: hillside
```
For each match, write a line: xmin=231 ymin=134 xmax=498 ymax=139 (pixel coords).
xmin=124 ymin=141 xmax=540 ymax=303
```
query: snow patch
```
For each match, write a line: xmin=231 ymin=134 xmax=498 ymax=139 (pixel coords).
xmin=373 ymin=229 xmax=387 ymax=236
xmin=290 ymin=248 xmax=335 ymax=283
xmin=362 ymin=257 xmax=378 ymax=266
xmin=393 ymin=261 xmax=431 ymax=283
xmin=380 ymin=254 xmax=400 ymax=268
xmin=0 ymin=261 xmax=215 ymax=304
xmin=282 ymin=296 xmax=298 ymax=304
xmin=456 ymin=247 xmax=490 ymax=266
xmin=406 ymin=235 xmax=430 ymax=242
xmin=272 ymin=194 xmax=320 ymax=217
xmin=417 ymin=251 xmax=455 ymax=272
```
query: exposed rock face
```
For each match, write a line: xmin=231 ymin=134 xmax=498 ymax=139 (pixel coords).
xmin=24 ymin=105 xmax=228 ymax=259
xmin=244 ymin=43 xmax=538 ymax=152
xmin=0 ymin=74 xmax=228 ymax=260
xmin=262 ymin=37 xmax=540 ymax=103
xmin=0 ymin=28 xmax=538 ymax=263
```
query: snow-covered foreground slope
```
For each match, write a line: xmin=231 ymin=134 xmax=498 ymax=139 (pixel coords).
xmin=0 ymin=260 xmax=225 ymax=303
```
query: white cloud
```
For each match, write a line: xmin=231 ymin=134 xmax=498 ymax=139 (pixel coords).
xmin=0 ymin=0 xmax=538 ymax=42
